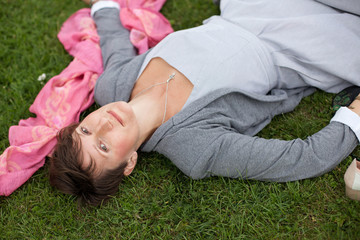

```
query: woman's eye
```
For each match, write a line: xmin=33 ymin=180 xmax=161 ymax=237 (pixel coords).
xmin=100 ymin=142 xmax=108 ymax=152
xmin=80 ymin=127 xmax=89 ymax=134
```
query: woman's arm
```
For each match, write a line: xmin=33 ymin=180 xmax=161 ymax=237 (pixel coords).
xmin=88 ymin=2 xmax=147 ymax=106
xmin=204 ymin=122 xmax=357 ymax=181
xmin=158 ymin=121 xmax=358 ymax=182
xmin=91 ymin=2 xmax=137 ymax=70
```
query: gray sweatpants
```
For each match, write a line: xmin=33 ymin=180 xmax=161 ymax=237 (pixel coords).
xmin=220 ymin=0 xmax=360 ymax=92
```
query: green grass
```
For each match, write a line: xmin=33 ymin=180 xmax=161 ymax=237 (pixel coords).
xmin=1 ymin=0 xmax=359 ymax=239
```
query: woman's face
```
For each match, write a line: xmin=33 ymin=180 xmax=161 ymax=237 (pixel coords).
xmin=74 ymin=101 xmax=139 ymax=175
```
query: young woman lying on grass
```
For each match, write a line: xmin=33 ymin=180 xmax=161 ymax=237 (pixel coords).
xmin=49 ymin=0 xmax=360 ymax=206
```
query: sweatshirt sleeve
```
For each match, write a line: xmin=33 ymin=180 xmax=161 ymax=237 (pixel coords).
xmin=92 ymin=5 xmax=137 ymax=71
xmin=157 ymin=121 xmax=358 ymax=182
xmin=91 ymin=6 xmax=143 ymax=106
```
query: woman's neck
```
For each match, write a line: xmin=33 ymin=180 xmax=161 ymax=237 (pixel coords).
xmin=127 ymin=57 xmax=194 ymax=148
xmin=128 ymin=86 xmax=167 ymax=148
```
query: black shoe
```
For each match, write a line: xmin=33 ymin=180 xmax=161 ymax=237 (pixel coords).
xmin=213 ymin=0 xmax=220 ymax=6
xmin=332 ymin=86 xmax=360 ymax=111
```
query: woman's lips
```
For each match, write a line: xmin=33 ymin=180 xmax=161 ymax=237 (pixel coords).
xmin=107 ymin=110 xmax=124 ymax=126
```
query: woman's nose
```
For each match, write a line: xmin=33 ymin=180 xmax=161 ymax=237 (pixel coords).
xmin=97 ymin=117 xmax=113 ymax=132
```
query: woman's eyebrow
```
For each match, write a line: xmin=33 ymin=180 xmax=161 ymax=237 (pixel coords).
xmin=73 ymin=129 xmax=107 ymax=160
xmin=73 ymin=129 xmax=80 ymax=136
xmin=93 ymin=143 xmax=107 ymax=159
xmin=72 ymin=129 xmax=82 ymax=144
xmin=73 ymin=127 xmax=84 ymax=138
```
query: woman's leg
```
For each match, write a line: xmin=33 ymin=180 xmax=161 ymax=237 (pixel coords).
xmin=315 ymin=0 xmax=360 ymax=16
xmin=220 ymin=0 xmax=360 ymax=93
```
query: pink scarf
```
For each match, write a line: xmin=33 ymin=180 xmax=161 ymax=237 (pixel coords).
xmin=0 ymin=0 xmax=173 ymax=196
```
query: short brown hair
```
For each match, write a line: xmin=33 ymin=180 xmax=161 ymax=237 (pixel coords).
xmin=49 ymin=123 xmax=127 ymax=207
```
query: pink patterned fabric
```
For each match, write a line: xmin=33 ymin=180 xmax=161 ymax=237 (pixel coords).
xmin=0 ymin=0 xmax=173 ymax=196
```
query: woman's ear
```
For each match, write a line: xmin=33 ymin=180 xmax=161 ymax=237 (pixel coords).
xmin=124 ymin=151 xmax=138 ymax=176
